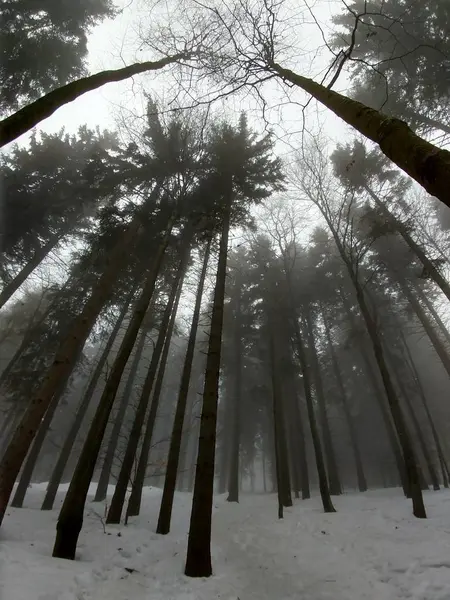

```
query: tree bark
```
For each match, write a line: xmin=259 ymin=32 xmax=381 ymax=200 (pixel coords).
xmin=93 ymin=326 xmax=148 ymax=502
xmin=271 ymin=62 xmax=450 ymax=207
xmin=185 ymin=198 xmax=231 ymax=578
xmin=304 ymin=312 xmax=342 ymax=496
xmin=0 ymin=54 xmax=187 ymax=147
xmin=107 ymin=243 xmax=190 ymax=525
xmin=41 ymin=293 xmax=133 ymax=510
xmin=414 ymin=286 xmax=450 ymax=348
xmin=0 ymin=216 xmax=145 ymax=527
xmin=156 ymin=239 xmax=211 ymax=534
xmin=322 ymin=311 xmax=368 ymax=492
xmin=52 ymin=217 xmax=173 ymax=559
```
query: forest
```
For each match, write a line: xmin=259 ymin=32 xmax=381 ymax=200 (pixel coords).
xmin=1 ymin=1 xmax=450 ymax=598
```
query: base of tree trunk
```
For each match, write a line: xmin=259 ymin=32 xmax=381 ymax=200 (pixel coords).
xmin=185 ymin=552 xmax=212 ymax=578
xmin=52 ymin=517 xmax=82 ymax=560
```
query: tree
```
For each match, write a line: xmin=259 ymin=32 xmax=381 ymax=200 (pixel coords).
xmin=185 ymin=115 xmax=284 ymax=577
xmin=0 ymin=0 xmax=115 ymax=114
xmin=156 ymin=238 xmax=211 ymax=534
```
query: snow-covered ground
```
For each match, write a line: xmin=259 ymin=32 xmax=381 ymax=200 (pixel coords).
xmin=1 ymin=485 xmax=450 ymax=600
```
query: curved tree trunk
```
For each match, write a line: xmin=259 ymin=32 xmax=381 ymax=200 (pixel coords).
xmin=304 ymin=313 xmax=342 ymax=496
xmin=107 ymin=243 xmax=190 ymax=525
xmin=0 ymin=216 xmax=144 ymax=527
xmin=41 ymin=293 xmax=133 ymax=510
xmin=322 ymin=312 xmax=367 ymax=492
xmin=185 ymin=198 xmax=231 ymax=578
xmin=271 ymin=62 xmax=450 ymax=207
xmin=93 ymin=326 xmax=148 ymax=502
xmin=0 ymin=54 xmax=187 ymax=147
xmin=156 ymin=239 xmax=211 ymax=534
xmin=52 ymin=217 xmax=173 ymax=559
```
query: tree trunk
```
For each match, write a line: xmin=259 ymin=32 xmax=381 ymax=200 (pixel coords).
xmin=122 ymin=273 xmax=185 ymax=522
xmin=268 ymin=321 xmax=293 ymax=512
xmin=304 ymin=313 xmax=342 ymax=496
xmin=11 ymin=376 xmax=68 ymax=508
xmin=108 ymin=249 xmax=189 ymax=525
xmin=271 ymin=62 xmax=450 ymax=207
xmin=185 ymin=198 xmax=231 ymax=578
xmin=93 ymin=326 xmax=148 ymax=502
xmin=52 ymin=218 xmax=173 ymax=559
xmin=0 ymin=54 xmax=187 ymax=147
xmin=400 ymin=281 xmax=450 ymax=378
xmin=0 ymin=214 xmax=148 ymax=527
xmin=293 ymin=393 xmax=310 ymax=500
xmin=400 ymin=331 xmax=450 ymax=488
xmin=227 ymin=279 xmax=243 ymax=503
xmin=322 ymin=312 xmax=367 ymax=492
xmin=0 ymin=234 xmax=63 ymax=309
xmin=324 ymin=216 xmax=426 ymax=518
xmin=41 ymin=293 xmax=133 ymax=510
xmin=339 ymin=288 xmax=408 ymax=494
xmin=286 ymin=285 xmax=335 ymax=513
xmin=365 ymin=185 xmax=450 ymax=304
xmin=414 ymin=285 xmax=450 ymax=348
xmin=156 ymin=239 xmax=211 ymax=535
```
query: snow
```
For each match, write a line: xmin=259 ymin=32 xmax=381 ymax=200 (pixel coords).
xmin=1 ymin=485 xmax=450 ymax=600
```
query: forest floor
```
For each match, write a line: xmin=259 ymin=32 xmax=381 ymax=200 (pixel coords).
xmin=1 ymin=484 xmax=450 ymax=600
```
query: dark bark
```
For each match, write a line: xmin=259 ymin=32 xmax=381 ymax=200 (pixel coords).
xmin=185 ymin=199 xmax=231 ymax=578
xmin=0 ymin=214 xmax=146 ymax=526
xmin=52 ymin=218 xmax=173 ymax=559
xmin=41 ymin=294 xmax=133 ymax=510
xmin=322 ymin=312 xmax=367 ymax=492
xmin=0 ymin=54 xmax=187 ymax=146
xmin=93 ymin=326 xmax=148 ymax=502
xmin=271 ymin=62 xmax=450 ymax=208
xmin=304 ymin=313 xmax=342 ymax=496
xmin=156 ymin=239 xmax=211 ymax=534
